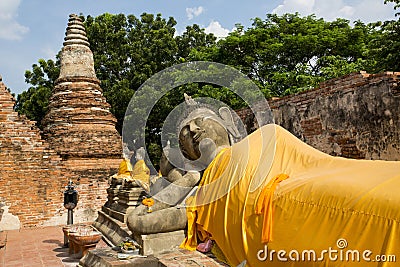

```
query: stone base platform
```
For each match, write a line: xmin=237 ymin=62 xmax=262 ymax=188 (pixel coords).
xmin=79 ymin=248 xmax=229 ymax=267
xmin=133 ymin=230 xmax=185 ymax=255
xmin=93 ymin=210 xmax=186 ymax=256
xmin=157 ymin=249 xmax=230 ymax=267
xmin=79 ymin=248 xmax=162 ymax=267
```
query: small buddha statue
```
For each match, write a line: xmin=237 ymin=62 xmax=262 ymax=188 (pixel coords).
xmin=109 ymin=143 xmax=134 ymax=186
xmin=124 ymin=147 xmax=150 ymax=192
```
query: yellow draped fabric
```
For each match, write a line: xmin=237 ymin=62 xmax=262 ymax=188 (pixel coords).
xmin=255 ymin=173 xmax=289 ymax=243
xmin=180 ymin=196 xmax=211 ymax=251
xmin=182 ymin=124 xmax=400 ymax=267
xmin=130 ymin=159 xmax=150 ymax=184
xmin=112 ymin=158 xmax=133 ymax=179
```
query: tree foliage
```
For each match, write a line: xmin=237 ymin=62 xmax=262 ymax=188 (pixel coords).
xmin=176 ymin=24 xmax=217 ymax=61
xmin=368 ymin=1 xmax=400 ymax=72
xmin=214 ymin=14 xmax=376 ymax=96
xmin=385 ymin=0 xmax=400 ymax=16
xmin=84 ymin=13 xmax=180 ymax=131
xmin=15 ymin=58 xmax=59 ymax=127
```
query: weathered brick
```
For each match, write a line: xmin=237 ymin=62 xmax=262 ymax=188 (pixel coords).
xmin=239 ymin=71 xmax=400 ymax=161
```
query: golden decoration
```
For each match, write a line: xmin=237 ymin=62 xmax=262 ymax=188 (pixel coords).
xmin=142 ymin=197 xmax=154 ymax=213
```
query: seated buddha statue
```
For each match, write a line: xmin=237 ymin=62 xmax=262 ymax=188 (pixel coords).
xmin=109 ymin=143 xmax=134 ymax=185
xmin=124 ymin=147 xmax=151 ymax=192
xmin=110 ymin=145 xmax=150 ymax=192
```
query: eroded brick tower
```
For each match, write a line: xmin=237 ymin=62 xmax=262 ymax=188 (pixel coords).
xmin=42 ymin=14 xmax=121 ymax=160
xmin=42 ymin=14 xmax=122 ymax=220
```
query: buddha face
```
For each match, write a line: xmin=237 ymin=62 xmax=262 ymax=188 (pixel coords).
xmin=179 ymin=116 xmax=230 ymax=160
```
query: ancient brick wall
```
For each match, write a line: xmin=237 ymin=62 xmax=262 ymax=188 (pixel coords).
xmin=0 ymin=77 xmax=120 ymax=229
xmin=237 ymin=71 xmax=400 ymax=160
xmin=0 ymin=77 xmax=65 ymax=229
xmin=61 ymin=158 xmax=120 ymax=223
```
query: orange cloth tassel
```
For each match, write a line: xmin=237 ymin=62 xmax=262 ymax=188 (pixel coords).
xmin=255 ymin=173 xmax=289 ymax=243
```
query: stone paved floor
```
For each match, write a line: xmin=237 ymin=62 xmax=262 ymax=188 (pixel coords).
xmin=0 ymin=226 xmax=229 ymax=267
xmin=158 ymin=249 xmax=229 ymax=267
xmin=0 ymin=226 xmax=108 ymax=267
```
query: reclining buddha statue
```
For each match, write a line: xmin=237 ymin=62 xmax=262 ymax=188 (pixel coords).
xmin=125 ymin=94 xmax=400 ymax=266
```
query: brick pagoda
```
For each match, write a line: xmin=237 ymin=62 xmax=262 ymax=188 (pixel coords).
xmin=42 ymin=14 xmax=121 ymax=160
xmin=42 ymin=14 xmax=122 ymax=221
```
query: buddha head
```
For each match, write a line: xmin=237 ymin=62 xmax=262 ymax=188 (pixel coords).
xmin=179 ymin=108 xmax=230 ymax=161
xmin=177 ymin=95 xmax=242 ymax=165
xmin=160 ymin=94 xmax=244 ymax=173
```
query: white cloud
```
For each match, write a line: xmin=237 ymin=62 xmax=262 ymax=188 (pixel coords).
xmin=0 ymin=0 xmax=29 ymax=40
xmin=205 ymin=21 xmax=230 ymax=39
xmin=41 ymin=47 xmax=58 ymax=60
xmin=186 ymin=6 xmax=204 ymax=20
xmin=272 ymin=0 xmax=396 ymax=23
xmin=339 ymin=6 xmax=355 ymax=17
xmin=350 ymin=0 xmax=396 ymax=23
xmin=273 ymin=0 xmax=315 ymax=16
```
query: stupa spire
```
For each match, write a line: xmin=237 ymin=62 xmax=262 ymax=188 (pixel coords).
xmin=58 ymin=14 xmax=96 ymax=80
xmin=63 ymin=14 xmax=90 ymax=47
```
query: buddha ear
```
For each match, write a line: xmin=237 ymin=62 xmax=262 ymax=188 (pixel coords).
xmin=219 ymin=107 xmax=241 ymax=139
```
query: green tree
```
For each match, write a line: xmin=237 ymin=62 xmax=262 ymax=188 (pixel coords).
xmin=385 ymin=0 xmax=400 ymax=16
xmin=368 ymin=1 xmax=400 ymax=72
xmin=176 ymin=24 xmax=218 ymax=61
xmin=18 ymin=12 xmax=382 ymax=125
xmin=16 ymin=12 xmax=396 ymax=168
xmin=85 ymin=13 xmax=179 ymax=131
xmin=16 ymin=12 xmax=395 ymax=151
xmin=15 ymin=59 xmax=59 ymax=128
xmin=215 ymin=13 xmax=376 ymax=96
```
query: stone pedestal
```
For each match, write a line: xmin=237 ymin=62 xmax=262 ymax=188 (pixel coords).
xmin=133 ymin=230 xmax=185 ymax=256
xmin=104 ymin=186 xmax=144 ymax=223
xmin=117 ymin=187 xmax=144 ymax=212
xmin=101 ymin=182 xmax=145 ymax=222
xmin=104 ymin=186 xmax=121 ymax=208
xmin=79 ymin=248 xmax=162 ymax=267
xmin=94 ymin=184 xmax=146 ymax=247
xmin=93 ymin=210 xmax=131 ymax=246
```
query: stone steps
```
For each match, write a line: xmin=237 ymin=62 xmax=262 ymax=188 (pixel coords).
xmin=92 ymin=210 xmax=132 ymax=247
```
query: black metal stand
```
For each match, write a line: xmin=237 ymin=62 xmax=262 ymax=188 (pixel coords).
xmin=63 ymin=180 xmax=78 ymax=247
xmin=63 ymin=233 xmax=69 ymax=247
xmin=67 ymin=209 xmax=74 ymax=225
xmin=63 ymin=209 xmax=74 ymax=247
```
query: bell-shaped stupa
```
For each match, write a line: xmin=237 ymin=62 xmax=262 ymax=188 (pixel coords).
xmin=42 ymin=14 xmax=121 ymax=160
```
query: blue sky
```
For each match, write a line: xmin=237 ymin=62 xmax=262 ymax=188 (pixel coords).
xmin=0 ymin=0 xmax=397 ymax=95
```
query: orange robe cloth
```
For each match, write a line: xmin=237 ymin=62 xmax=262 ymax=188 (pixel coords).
xmin=181 ymin=124 xmax=400 ymax=267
